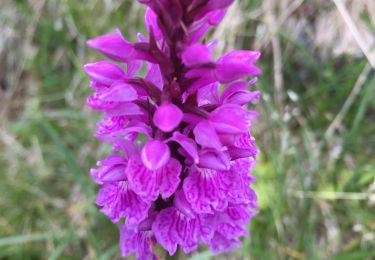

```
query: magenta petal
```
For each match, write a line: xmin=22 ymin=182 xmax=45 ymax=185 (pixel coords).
xmin=173 ymin=190 xmax=196 ymax=218
xmin=231 ymin=132 xmax=259 ymax=158
xmin=96 ymin=181 xmax=150 ymax=224
xmin=90 ymin=154 xmax=127 ymax=184
xmin=110 ymin=122 xmax=152 ymax=139
xmin=145 ymin=63 xmax=163 ymax=90
xmin=216 ymin=63 xmax=261 ymax=83
xmin=217 ymin=50 xmax=261 ymax=64
xmin=145 ymin=7 xmax=163 ymax=41
xmin=83 ymin=61 xmax=125 ymax=86
xmin=182 ymin=43 xmax=212 ymax=67
xmin=157 ymin=158 xmax=182 ymax=199
xmin=222 ymin=159 xmax=258 ymax=205
xmin=183 ymin=168 xmax=228 ymax=213
xmin=152 ymin=208 xmax=178 ymax=255
xmin=216 ymin=50 xmax=261 ymax=83
xmin=120 ymin=224 xmax=156 ymax=259
xmin=141 ymin=140 xmax=170 ymax=170
xmin=194 ymin=0 xmax=234 ymax=20
xmin=187 ymin=23 xmax=210 ymax=45
xmin=87 ymin=29 xmax=135 ymax=62
xmin=197 ymin=82 xmax=219 ymax=106
xmin=111 ymin=139 xmax=139 ymax=157
xmin=126 ymin=155 xmax=181 ymax=201
xmin=224 ymin=90 xmax=260 ymax=105
xmin=209 ymin=205 xmax=257 ymax=254
xmin=153 ymin=103 xmax=183 ymax=132
xmin=194 ymin=120 xmax=223 ymax=150
xmin=207 ymin=9 xmax=228 ymax=25
xmin=209 ymin=104 xmax=253 ymax=134
xmin=220 ymin=79 xmax=258 ymax=103
xmin=198 ymin=149 xmax=230 ymax=171
xmin=98 ymin=81 xmax=138 ymax=102
xmin=209 ymin=232 xmax=241 ymax=255
xmin=220 ymin=81 xmax=260 ymax=105
xmin=220 ymin=81 xmax=248 ymax=101
xmin=153 ymin=206 xmax=212 ymax=255
xmin=95 ymin=116 xmax=128 ymax=138
xmin=227 ymin=146 xmax=254 ymax=160
xmin=126 ymin=60 xmax=143 ymax=76
xmin=104 ymin=103 xmax=144 ymax=116
xmin=86 ymin=92 xmax=116 ymax=111
xmin=169 ymin=132 xmax=199 ymax=164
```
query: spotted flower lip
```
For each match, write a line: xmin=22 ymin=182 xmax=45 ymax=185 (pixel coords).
xmin=84 ymin=0 xmax=261 ymax=259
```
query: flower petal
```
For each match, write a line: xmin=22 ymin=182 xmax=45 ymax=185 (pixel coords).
xmin=126 ymin=155 xmax=181 ymax=201
xmin=141 ymin=140 xmax=170 ymax=170
xmin=90 ymin=154 xmax=127 ymax=184
xmin=145 ymin=7 xmax=163 ymax=41
xmin=220 ymin=81 xmax=248 ymax=101
xmin=208 ymin=205 xmax=258 ymax=254
xmin=197 ymin=82 xmax=219 ymax=106
xmin=216 ymin=50 xmax=261 ymax=83
xmin=152 ymin=205 xmax=214 ymax=255
xmin=169 ymin=132 xmax=199 ymax=164
xmin=96 ymin=181 xmax=150 ymax=224
xmin=98 ymin=81 xmax=138 ymax=102
xmin=198 ymin=149 xmax=230 ymax=171
xmin=182 ymin=43 xmax=212 ymax=67
xmin=183 ymin=167 xmax=227 ymax=213
xmin=104 ymin=103 xmax=144 ymax=116
xmin=193 ymin=120 xmax=223 ymax=150
xmin=222 ymin=159 xmax=258 ymax=205
xmin=224 ymin=90 xmax=260 ymax=106
xmin=209 ymin=232 xmax=241 ymax=254
xmin=145 ymin=63 xmax=163 ymax=90
xmin=194 ymin=0 xmax=234 ymax=20
xmin=126 ymin=60 xmax=143 ymax=77
xmin=120 ymin=223 xmax=156 ymax=259
xmin=153 ymin=103 xmax=183 ymax=132
xmin=210 ymin=104 xmax=255 ymax=134
xmin=87 ymin=29 xmax=135 ymax=62
xmin=83 ymin=61 xmax=125 ymax=86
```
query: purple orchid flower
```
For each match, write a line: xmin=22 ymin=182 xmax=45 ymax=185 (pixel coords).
xmin=84 ymin=1 xmax=261 ymax=259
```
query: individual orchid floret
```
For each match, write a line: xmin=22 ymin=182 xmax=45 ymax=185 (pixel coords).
xmin=126 ymin=154 xmax=181 ymax=201
xmin=84 ymin=0 xmax=261 ymax=258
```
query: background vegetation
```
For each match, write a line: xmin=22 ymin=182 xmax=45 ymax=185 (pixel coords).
xmin=0 ymin=0 xmax=374 ymax=259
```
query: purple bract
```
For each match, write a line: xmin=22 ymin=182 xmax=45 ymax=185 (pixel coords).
xmin=84 ymin=1 xmax=261 ymax=259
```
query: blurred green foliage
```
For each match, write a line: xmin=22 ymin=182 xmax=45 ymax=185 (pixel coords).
xmin=0 ymin=0 xmax=374 ymax=259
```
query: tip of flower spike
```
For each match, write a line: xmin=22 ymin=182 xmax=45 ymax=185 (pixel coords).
xmin=141 ymin=140 xmax=171 ymax=170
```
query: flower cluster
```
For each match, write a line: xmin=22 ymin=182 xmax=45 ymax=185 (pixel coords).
xmin=84 ymin=0 xmax=261 ymax=259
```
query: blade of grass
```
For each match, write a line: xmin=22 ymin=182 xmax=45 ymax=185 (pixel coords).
xmin=98 ymin=244 xmax=120 ymax=260
xmin=38 ymin=118 xmax=94 ymax=199
xmin=48 ymin=233 xmax=78 ymax=260
xmin=0 ymin=232 xmax=68 ymax=247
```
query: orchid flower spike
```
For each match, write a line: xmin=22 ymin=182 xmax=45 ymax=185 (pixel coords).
xmin=84 ymin=1 xmax=261 ymax=259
